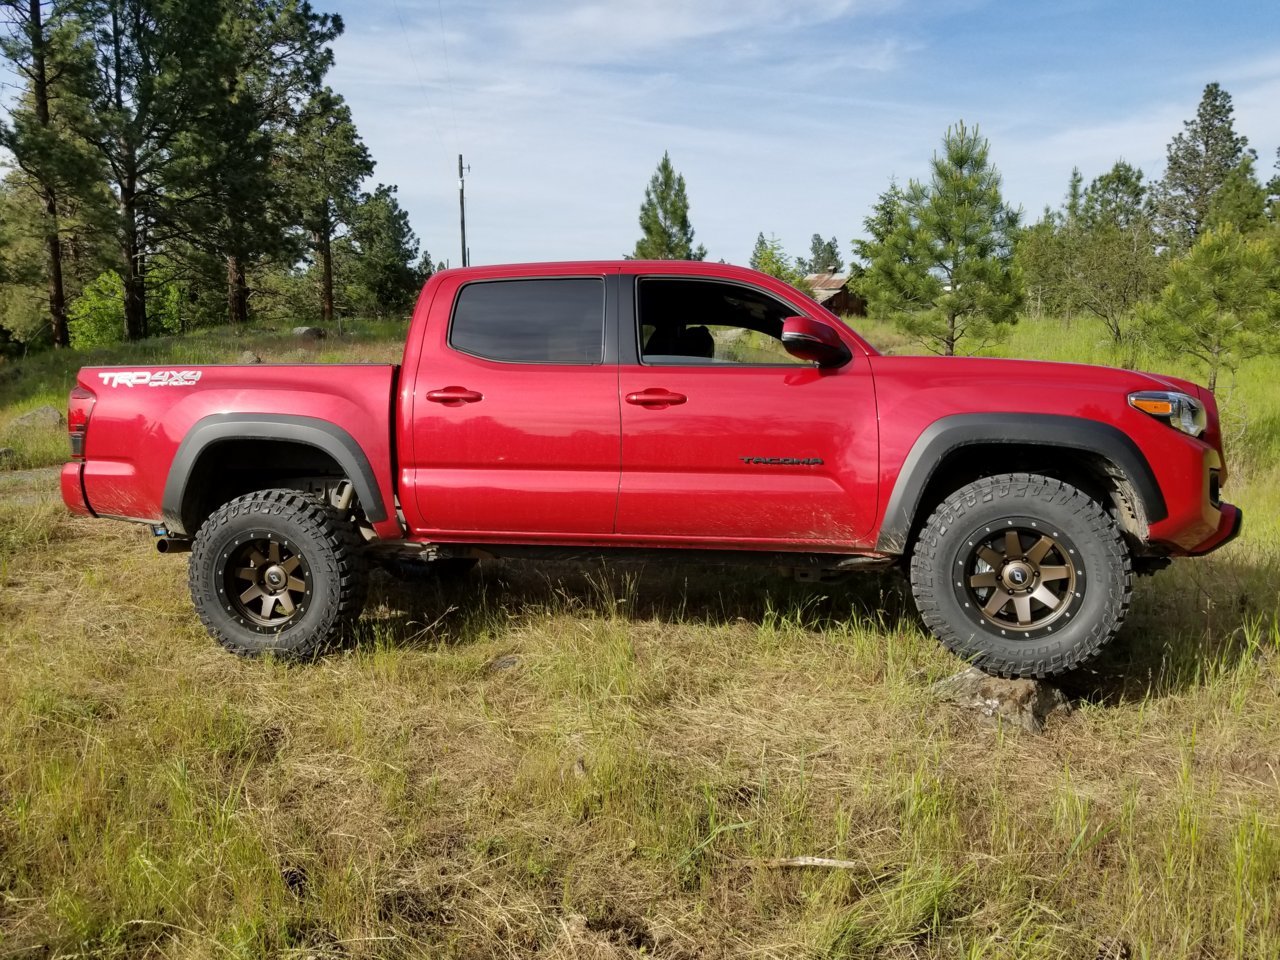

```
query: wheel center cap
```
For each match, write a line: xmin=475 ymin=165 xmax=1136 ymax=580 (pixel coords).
xmin=263 ymin=564 xmax=287 ymax=593
xmin=1001 ymin=561 xmax=1035 ymax=590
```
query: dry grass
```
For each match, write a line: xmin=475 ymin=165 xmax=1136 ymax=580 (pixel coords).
xmin=1 ymin=321 xmax=1279 ymax=958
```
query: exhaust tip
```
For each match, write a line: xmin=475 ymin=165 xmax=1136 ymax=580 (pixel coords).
xmin=156 ymin=538 xmax=192 ymax=554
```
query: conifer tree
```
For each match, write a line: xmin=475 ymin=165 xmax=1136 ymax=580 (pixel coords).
xmin=795 ymin=234 xmax=842 ymax=275
xmin=1142 ymin=225 xmax=1280 ymax=392
xmin=1154 ymin=82 xmax=1250 ymax=247
xmin=1205 ymin=154 xmax=1269 ymax=234
xmin=630 ymin=152 xmax=706 ymax=260
xmin=1082 ymin=161 xmax=1148 ymax=230
xmin=74 ymin=0 xmax=234 ymax=339
xmin=858 ymin=122 xmax=1022 ymax=355
xmin=334 ymin=183 xmax=420 ymax=320
xmin=0 ymin=0 xmax=100 ymax=347
xmin=283 ymin=88 xmax=373 ymax=328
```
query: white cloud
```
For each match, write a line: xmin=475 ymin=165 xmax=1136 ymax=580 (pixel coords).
xmin=327 ymin=3 xmax=1280 ymax=266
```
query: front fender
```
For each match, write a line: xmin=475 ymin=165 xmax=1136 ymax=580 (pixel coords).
xmin=875 ymin=413 xmax=1166 ymax=553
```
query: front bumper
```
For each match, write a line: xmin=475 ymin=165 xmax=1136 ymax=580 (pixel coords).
xmin=1184 ymin=503 xmax=1242 ymax=556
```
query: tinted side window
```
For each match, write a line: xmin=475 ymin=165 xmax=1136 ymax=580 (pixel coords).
xmin=637 ymin=278 xmax=808 ymax=366
xmin=450 ymin=278 xmax=605 ymax=364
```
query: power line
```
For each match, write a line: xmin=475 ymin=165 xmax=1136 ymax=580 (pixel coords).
xmin=434 ymin=0 xmax=461 ymax=151
xmin=389 ymin=0 xmax=450 ymax=166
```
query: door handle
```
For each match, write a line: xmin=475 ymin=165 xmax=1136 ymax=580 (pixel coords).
xmin=425 ymin=386 xmax=483 ymax=404
xmin=626 ymin=388 xmax=687 ymax=407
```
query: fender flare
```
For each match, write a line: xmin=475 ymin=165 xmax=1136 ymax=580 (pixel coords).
xmin=875 ymin=413 xmax=1167 ymax=553
xmin=162 ymin=413 xmax=387 ymax=534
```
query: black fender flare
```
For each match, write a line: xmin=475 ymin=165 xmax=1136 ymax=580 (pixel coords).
xmin=162 ymin=413 xmax=387 ymax=534
xmin=875 ymin=413 xmax=1167 ymax=553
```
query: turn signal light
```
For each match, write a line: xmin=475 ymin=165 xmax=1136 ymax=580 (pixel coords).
xmin=1128 ymin=390 xmax=1206 ymax=438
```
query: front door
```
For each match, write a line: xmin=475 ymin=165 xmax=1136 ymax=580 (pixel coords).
xmin=616 ymin=276 xmax=878 ymax=547
xmin=407 ymin=273 xmax=621 ymax=539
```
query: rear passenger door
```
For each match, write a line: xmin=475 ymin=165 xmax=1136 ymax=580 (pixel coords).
xmin=407 ymin=272 xmax=622 ymax=539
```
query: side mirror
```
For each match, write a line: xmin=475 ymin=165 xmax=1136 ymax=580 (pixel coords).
xmin=781 ymin=316 xmax=852 ymax=368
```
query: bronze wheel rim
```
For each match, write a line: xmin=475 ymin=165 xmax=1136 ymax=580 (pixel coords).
xmin=959 ymin=525 xmax=1078 ymax=633
xmin=224 ymin=536 xmax=310 ymax=630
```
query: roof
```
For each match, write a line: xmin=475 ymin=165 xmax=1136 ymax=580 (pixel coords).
xmin=803 ymin=273 xmax=851 ymax=303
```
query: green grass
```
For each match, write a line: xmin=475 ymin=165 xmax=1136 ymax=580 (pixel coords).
xmin=1 ymin=314 xmax=1278 ymax=958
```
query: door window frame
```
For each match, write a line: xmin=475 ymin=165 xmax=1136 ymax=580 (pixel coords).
xmin=622 ymin=274 xmax=824 ymax=368
xmin=446 ymin=274 xmax=618 ymax=366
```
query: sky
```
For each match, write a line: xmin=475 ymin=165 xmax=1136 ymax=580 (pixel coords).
xmin=320 ymin=0 xmax=1280 ymax=268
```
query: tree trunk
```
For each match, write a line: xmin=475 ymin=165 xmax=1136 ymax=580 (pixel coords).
xmin=316 ymin=226 xmax=334 ymax=330
xmin=28 ymin=0 xmax=70 ymax=348
xmin=112 ymin=10 xmax=146 ymax=341
xmin=227 ymin=255 xmax=249 ymax=325
xmin=121 ymin=200 xmax=147 ymax=340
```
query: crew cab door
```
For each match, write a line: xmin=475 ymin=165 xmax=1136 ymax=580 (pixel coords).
xmin=404 ymin=271 xmax=621 ymax=538
xmin=615 ymin=275 xmax=878 ymax=547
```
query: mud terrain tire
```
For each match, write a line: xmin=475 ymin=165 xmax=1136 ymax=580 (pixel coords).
xmin=910 ymin=473 xmax=1131 ymax=678
xmin=189 ymin=488 xmax=367 ymax=658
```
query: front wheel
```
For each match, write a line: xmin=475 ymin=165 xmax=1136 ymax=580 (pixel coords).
xmin=189 ymin=489 xmax=368 ymax=658
xmin=909 ymin=474 xmax=1132 ymax=678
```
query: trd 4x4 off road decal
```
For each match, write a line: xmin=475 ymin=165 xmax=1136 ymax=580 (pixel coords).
xmin=739 ymin=456 xmax=824 ymax=466
xmin=98 ymin=370 xmax=203 ymax=388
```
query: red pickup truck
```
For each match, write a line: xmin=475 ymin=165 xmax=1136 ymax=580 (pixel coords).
xmin=61 ymin=260 xmax=1241 ymax=677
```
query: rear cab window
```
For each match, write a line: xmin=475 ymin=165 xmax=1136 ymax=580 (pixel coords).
xmin=449 ymin=277 xmax=605 ymax=364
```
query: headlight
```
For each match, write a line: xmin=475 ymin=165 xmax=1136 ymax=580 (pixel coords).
xmin=1129 ymin=390 xmax=1207 ymax=438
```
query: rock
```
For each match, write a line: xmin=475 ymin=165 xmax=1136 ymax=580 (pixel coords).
xmin=10 ymin=404 xmax=64 ymax=430
xmin=486 ymin=653 xmax=522 ymax=673
xmin=292 ymin=326 xmax=326 ymax=340
xmin=238 ymin=350 xmax=262 ymax=364
xmin=0 ymin=447 xmax=16 ymax=466
xmin=932 ymin=666 xmax=1071 ymax=734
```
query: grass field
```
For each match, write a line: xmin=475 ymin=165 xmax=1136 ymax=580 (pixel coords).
xmin=1 ymin=315 xmax=1278 ymax=959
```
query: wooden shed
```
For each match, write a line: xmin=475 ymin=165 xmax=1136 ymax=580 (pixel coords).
xmin=804 ymin=272 xmax=865 ymax=317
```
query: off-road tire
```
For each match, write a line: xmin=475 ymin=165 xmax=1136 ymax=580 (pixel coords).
xmin=189 ymin=488 xmax=368 ymax=658
xmin=909 ymin=473 xmax=1132 ymax=678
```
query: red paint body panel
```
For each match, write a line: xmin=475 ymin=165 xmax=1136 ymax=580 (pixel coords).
xmin=60 ymin=462 xmax=91 ymax=516
xmin=63 ymin=260 xmax=1237 ymax=562
xmin=401 ymin=267 xmax=622 ymax=538
xmin=74 ymin=364 xmax=401 ymax=538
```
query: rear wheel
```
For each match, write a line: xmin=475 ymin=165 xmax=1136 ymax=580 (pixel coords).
xmin=909 ymin=473 xmax=1131 ymax=678
xmin=189 ymin=488 xmax=368 ymax=658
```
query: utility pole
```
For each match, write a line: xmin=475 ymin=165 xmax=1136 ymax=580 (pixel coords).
xmin=458 ymin=154 xmax=469 ymax=267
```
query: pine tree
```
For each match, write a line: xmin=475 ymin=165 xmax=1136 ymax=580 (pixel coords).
xmin=1205 ymin=154 xmax=1269 ymax=234
xmin=1082 ymin=161 xmax=1148 ymax=230
xmin=186 ymin=0 xmax=343 ymax=326
xmin=334 ymin=184 xmax=420 ymax=320
xmin=0 ymin=0 xmax=100 ymax=347
xmin=73 ymin=0 xmax=235 ymax=340
xmin=746 ymin=232 xmax=808 ymax=291
xmin=1065 ymin=166 xmax=1083 ymax=224
xmin=630 ymin=152 xmax=706 ymax=260
xmin=795 ymin=234 xmax=843 ymax=275
xmin=1142 ymin=225 xmax=1280 ymax=392
xmin=1016 ymin=162 xmax=1162 ymax=349
xmin=1154 ymin=82 xmax=1250 ymax=247
xmin=850 ymin=180 xmax=905 ymax=292
xmin=858 ymin=122 xmax=1023 ymax=355
xmin=283 ymin=88 xmax=373 ymax=328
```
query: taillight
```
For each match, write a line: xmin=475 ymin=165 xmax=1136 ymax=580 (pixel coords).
xmin=68 ymin=385 xmax=95 ymax=459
